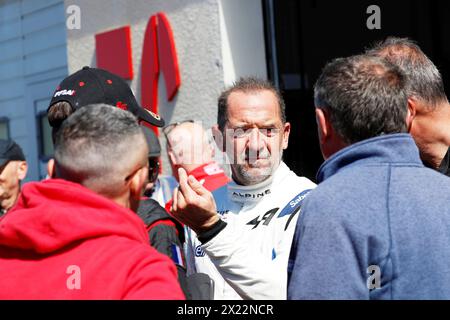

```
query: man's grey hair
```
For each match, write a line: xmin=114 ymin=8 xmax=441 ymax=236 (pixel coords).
xmin=217 ymin=77 xmax=286 ymax=132
xmin=314 ymin=54 xmax=408 ymax=144
xmin=54 ymin=104 xmax=147 ymax=188
xmin=366 ymin=37 xmax=448 ymax=108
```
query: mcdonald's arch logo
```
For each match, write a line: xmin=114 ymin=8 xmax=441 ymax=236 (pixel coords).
xmin=95 ymin=12 xmax=181 ymax=134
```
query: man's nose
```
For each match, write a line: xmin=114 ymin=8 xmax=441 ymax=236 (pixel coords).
xmin=247 ymin=128 xmax=265 ymax=151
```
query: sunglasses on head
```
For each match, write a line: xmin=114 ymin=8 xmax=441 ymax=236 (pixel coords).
xmin=162 ymin=120 xmax=195 ymax=140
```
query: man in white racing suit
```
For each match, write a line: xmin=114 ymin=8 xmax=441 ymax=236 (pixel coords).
xmin=171 ymin=77 xmax=316 ymax=299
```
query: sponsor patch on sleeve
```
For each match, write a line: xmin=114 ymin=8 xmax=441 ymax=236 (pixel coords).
xmin=194 ymin=245 xmax=206 ymax=257
xmin=277 ymin=189 xmax=312 ymax=218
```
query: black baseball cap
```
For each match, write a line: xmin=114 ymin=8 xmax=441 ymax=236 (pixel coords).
xmin=141 ymin=126 xmax=161 ymax=158
xmin=0 ymin=139 xmax=26 ymax=167
xmin=48 ymin=66 xmax=164 ymax=127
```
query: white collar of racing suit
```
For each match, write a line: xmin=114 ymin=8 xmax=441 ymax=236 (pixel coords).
xmin=227 ymin=161 xmax=290 ymax=203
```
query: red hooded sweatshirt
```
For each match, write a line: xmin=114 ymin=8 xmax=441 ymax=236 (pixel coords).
xmin=0 ymin=179 xmax=184 ymax=300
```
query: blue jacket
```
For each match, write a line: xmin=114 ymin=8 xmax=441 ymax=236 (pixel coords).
xmin=288 ymin=134 xmax=450 ymax=299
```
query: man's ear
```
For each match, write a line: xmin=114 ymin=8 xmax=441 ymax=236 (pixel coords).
xmin=211 ymin=124 xmax=225 ymax=152
xmin=315 ymin=107 xmax=331 ymax=144
xmin=129 ymin=166 xmax=148 ymax=200
xmin=168 ymin=149 xmax=179 ymax=167
xmin=281 ymin=122 xmax=291 ymax=150
xmin=17 ymin=161 xmax=28 ymax=181
xmin=406 ymin=97 xmax=417 ymax=132
xmin=47 ymin=158 xmax=56 ymax=178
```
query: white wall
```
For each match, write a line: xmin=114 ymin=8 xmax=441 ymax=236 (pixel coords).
xmin=219 ymin=0 xmax=267 ymax=86
xmin=65 ymin=0 xmax=223 ymax=127
xmin=64 ymin=0 xmax=267 ymax=174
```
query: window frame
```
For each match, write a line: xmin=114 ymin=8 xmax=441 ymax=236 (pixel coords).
xmin=0 ymin=117 xmax=10 ymax=140
xmin=36 ymin=111 xmax=54 ymax=162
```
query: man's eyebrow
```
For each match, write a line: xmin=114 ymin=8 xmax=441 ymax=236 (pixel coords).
xmin=260 ymin=122 xmax=279 ymax=127
xmin=229 ymin=121 xmax=279 ymax=128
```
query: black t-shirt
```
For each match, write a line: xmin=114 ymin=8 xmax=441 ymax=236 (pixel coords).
xmin=438 ymin=147 xmax=450 ymax=177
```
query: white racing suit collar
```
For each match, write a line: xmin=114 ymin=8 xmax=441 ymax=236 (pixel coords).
xmin=227 ymin=161 xmax=290 ymax=203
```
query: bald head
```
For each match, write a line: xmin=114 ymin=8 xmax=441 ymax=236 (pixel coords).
xmin=166 ymin=121 xmax=214 ymax=177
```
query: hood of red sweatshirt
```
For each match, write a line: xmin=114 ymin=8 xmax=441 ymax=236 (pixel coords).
xmin=0 ymin=179 xmax=149 ymax=253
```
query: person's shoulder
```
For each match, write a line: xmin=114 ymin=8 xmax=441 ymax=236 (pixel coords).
xmin=137 ymin=198 xmax=171 ymax=223
xmin=299 ymin=166 xmax=388 ymax=230
xmin=281 ymin=162 xmax=314 ymax=183
xmin=290 ymin=174 xmax=316 ymax=189
xmin=111 ymin=235 xmax=175 ymax=266
xmin=211 ymin=183 xmax=229 ymax=201
xmin=295 ymin=173 xmax=347 ymax=218
xmin=114 ymin=239 xmax=184 ymax=299
xmin=76 ymin=233 xmax=170 ymax=276
xmin=283 ymin=166 xmax=317 ymax=192
xmin=394 ymin=165 xmax=450 ymax=203
xmin=416 ymin=165 xmax=450 ymax=182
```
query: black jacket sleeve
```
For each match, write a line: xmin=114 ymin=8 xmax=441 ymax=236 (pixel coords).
xmin=137 ymin=198 xmax=192 ymax=298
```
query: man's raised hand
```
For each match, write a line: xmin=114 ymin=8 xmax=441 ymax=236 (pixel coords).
xmin=171 ymin=168 xmax=219 ymax=234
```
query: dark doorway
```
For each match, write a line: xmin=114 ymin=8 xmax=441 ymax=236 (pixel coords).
xmin=263 ymin=0 xmax=450 ymax=182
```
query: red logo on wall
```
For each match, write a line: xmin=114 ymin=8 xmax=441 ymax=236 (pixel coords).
xmin=95 ymin=12 xmax=181 ymax=134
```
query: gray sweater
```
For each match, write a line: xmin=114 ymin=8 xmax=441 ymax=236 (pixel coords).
xmin=288 ymin=134 xmax=450 ymax=299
